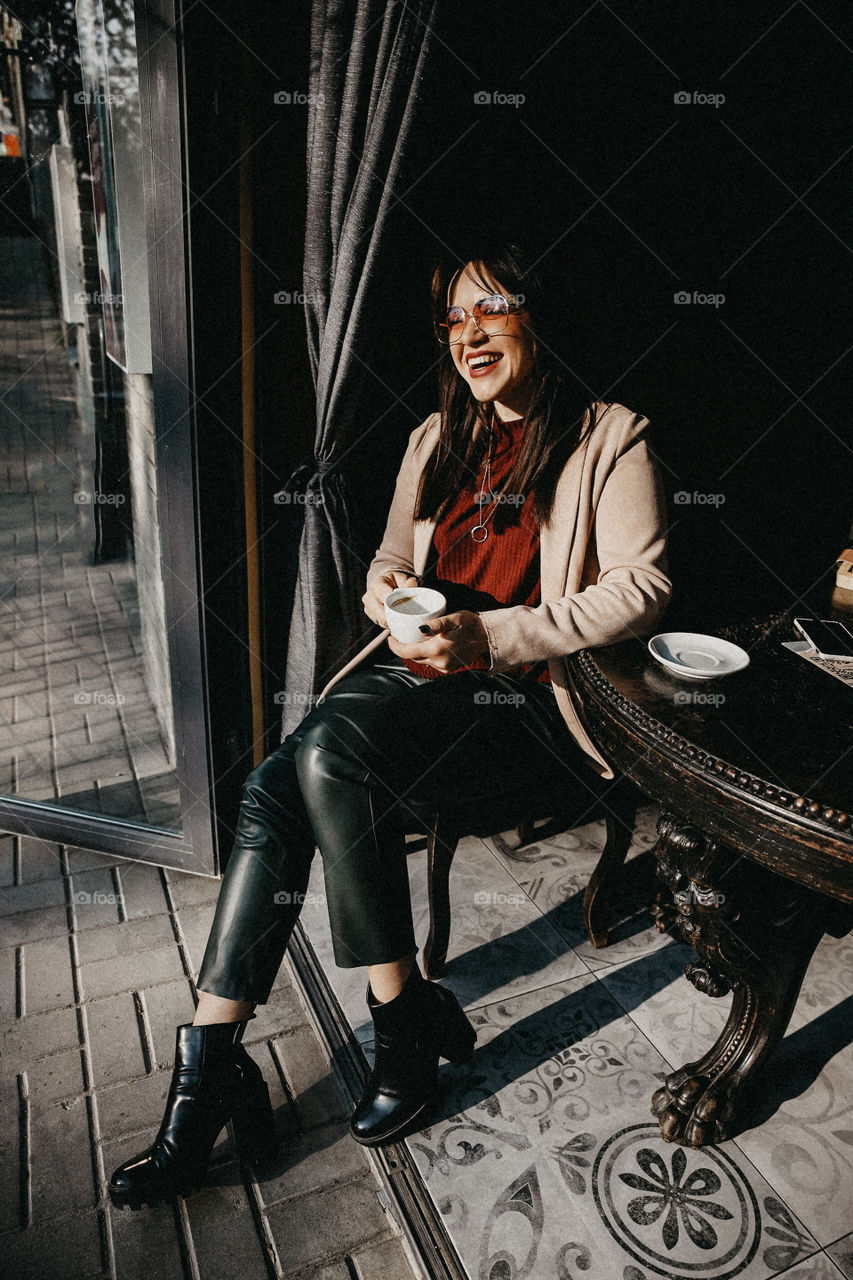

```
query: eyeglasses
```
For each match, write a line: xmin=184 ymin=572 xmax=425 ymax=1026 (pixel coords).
xmin=435 ymin=293 xmax=523 ymax=344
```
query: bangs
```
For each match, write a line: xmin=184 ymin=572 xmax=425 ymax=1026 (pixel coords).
xmin=467 ymin=260 xmax=511 ymax=298
xmin=434 ymin=243 xmax=534 ymax=323
xmin=442 ymin=262 xmax=506 ymax=311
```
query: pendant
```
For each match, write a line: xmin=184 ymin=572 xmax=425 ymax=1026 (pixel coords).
xmin=471 ymin=525 xmax=489 ymax=543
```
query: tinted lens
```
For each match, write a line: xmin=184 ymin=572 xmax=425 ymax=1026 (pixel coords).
xmin=438 ymin=305 xmax=467 ymax=343
xmin=473 ymin=294 xmax=508 ymax=333
xmin=437 ymin=295 xmax=510 ymax=342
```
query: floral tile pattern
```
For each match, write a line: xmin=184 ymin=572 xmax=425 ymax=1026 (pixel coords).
xmin=404 ymin=978 xmax=819 ymax=1280
xmin=726 ymin=929 xmax=853 ymax=1247
xmin=596 ymin=937 xmax=733 ymax=1069
xmin=485 ymin=804 xmax=674 ymax=973
xmin=297 ymin=803 xmax=853 ymax=1280
xmin=406 ymin=830 xmax=589 ymax=1008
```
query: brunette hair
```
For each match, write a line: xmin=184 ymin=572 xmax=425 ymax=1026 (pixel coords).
xmin=414 ymin=237 xmax=601 ymax=534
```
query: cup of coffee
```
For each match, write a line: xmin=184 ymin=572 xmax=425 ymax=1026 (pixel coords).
xmin=384 ymin=586 xmax=447 ymax=644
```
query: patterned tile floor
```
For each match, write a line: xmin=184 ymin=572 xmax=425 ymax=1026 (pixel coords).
xmin=298 ymin=805 xmax=853 ymax=1280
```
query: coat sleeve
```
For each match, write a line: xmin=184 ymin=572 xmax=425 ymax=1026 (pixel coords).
xmin=365 ymin=414 xmax=439 ymax=587
xmin=478 ymin=420 xmax=672 ymax=671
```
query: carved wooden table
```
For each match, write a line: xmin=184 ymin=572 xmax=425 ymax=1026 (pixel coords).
xmin=568 ymin=609 xmax=853 ymax=1148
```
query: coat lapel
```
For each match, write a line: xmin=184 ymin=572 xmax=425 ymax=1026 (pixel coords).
xmin=540 ymin=437 xmax=590 ymax=600
xmin=413 ymin=519 xmax=436 ymax=578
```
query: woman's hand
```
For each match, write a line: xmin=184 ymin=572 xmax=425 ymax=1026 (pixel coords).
xmin=362 ymin=570 xmax=420 ymax=627
xmin=387 ymin=610 xmax=490 ymax=672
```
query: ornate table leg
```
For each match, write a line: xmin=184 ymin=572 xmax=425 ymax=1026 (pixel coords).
xmin=649 ymin=811 xmax=836 ymax=1147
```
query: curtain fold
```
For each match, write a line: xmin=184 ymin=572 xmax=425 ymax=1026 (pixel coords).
xmin=279 ymin=0 xmax=438 ymax=736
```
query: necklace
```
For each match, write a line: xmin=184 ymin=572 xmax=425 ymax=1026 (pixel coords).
xmin=470 ymin=433 xmax=497 ymax=542
xmin=470 ymin=410 xmax=513 ymax=542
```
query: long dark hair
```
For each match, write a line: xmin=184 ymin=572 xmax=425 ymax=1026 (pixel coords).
xmin=415 ymin=238 xmax=602 ymax=534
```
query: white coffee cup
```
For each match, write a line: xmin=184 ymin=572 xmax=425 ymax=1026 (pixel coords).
xmin=384 ymin=586 xmax=447 ymax=644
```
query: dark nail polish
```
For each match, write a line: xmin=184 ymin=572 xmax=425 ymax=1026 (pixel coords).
xmin=419 ymin=624 xmax=432 ymax=633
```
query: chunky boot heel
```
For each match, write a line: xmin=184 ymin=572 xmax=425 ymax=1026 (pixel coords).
xmin=433 ymin=984 xmax=477 ymax=1063
xmin=350 ymin=965 xmax=477 ymax=1148
xmin=231 ymin=1077 xmax=279 ymax=1165
xmin=109 ymin=1017 xmax=275 ymax=1209
xmin=438 ymin=1015 xmax=477 ymax=1063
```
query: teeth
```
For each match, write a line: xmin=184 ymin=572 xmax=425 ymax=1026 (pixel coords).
xmin=470 ymin=354 xmax=501 ymax=368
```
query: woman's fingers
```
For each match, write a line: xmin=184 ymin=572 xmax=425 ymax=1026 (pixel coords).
xmin=387 ymin=611 xmax=488 ymax=669
xmin=362 ymin=571 xmax=419 ymax=625
xmin=388 ymin=571 xmax=420 ymax=591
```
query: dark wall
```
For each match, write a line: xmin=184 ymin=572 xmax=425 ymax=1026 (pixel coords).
xmin=235 ymin=1 xmax=314 ymax=750
xmin=240 ymin=1 xmax=852 ymax=730
xmin=391 ymin=1 xmax=853 ymax=628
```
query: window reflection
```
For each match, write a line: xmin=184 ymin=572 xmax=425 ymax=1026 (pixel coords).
xmin=0 ymin=2 xmax=180 ymax=828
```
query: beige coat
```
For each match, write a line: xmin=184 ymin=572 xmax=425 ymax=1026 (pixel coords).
xmin=318 ymin=401 xmax=672 ymax=778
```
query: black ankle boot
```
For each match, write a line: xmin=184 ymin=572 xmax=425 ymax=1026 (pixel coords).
xmin=108 ymin=1017 xmax=278 ymax=1209
xmin=349 ymin=966 xmax=476 ymax=1147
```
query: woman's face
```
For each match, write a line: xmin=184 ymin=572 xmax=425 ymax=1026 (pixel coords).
xmin=447 ymin=263 xmax=536 ymax=421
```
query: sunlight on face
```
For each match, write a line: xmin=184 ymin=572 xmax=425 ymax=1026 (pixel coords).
xmin=447 ymin=263 xmax=536 ymax=421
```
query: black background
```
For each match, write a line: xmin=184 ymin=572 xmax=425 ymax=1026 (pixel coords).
xmin=242 ymin=0 xmax=852 ymax=701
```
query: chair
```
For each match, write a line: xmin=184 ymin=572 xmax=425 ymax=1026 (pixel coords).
xmin=413 ymin=772 xmax=643 ymax=979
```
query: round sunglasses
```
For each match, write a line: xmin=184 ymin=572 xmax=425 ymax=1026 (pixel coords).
xmin=436 ymin=293 xmax=524 ymax=344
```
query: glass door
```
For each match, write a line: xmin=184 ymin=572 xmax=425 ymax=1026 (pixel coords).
xmin=0 ymin=0 xmax=254 ymax=875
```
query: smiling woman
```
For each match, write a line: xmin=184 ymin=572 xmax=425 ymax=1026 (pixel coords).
xmin=417 ymin=238 xmax=600 ymax=541
xmin=443 ymin=290 xmax=532 ymax=393
xmin=108 ymin=233 xmax=673 ymax=1209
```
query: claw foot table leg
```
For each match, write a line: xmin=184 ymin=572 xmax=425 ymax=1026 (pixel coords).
xmin=649 ymin=810 xmax=831 ymax=1146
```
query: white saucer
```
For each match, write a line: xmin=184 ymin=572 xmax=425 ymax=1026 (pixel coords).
xmin=648 ymin=632 xmax=750 ymax=680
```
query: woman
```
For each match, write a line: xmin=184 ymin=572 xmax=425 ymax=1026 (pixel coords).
xmin=109 ymin=239 xmax=671 ymax=1209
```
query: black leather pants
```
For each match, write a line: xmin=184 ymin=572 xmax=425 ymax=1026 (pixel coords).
xmin=196 ymin=649 xmax=588 ymax=1003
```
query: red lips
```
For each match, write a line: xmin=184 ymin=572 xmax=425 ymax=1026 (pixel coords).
xmin=466 ymin=352 xmax=504 ymax=378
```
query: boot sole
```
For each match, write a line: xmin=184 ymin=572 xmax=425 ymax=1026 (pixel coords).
xmin=348 ymin=1052 xmax=478 ymax=1148
xmin=108 ymin=1179 xmax=199 ymax=1210
xmin=108 ymin=1109 xmax=280 ymax=1210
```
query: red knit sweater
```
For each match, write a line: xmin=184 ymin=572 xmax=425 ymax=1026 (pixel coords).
xmin=402 ymin=415 xmax=551 ymax=685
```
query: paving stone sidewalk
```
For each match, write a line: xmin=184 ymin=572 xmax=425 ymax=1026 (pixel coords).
xmin=0 ymin=832 xmax=422 ymax=1279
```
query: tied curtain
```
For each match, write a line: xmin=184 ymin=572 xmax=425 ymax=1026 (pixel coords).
xmin=279 ymin=0 xmax=438 ymax=737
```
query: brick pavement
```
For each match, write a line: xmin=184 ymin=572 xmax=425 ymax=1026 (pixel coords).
xmin=0 ymin=832 xmax=421 ymax=1279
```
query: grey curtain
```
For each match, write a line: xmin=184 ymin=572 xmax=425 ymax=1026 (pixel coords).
xmin=278 ymin=0 xmax=438 ymax=737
